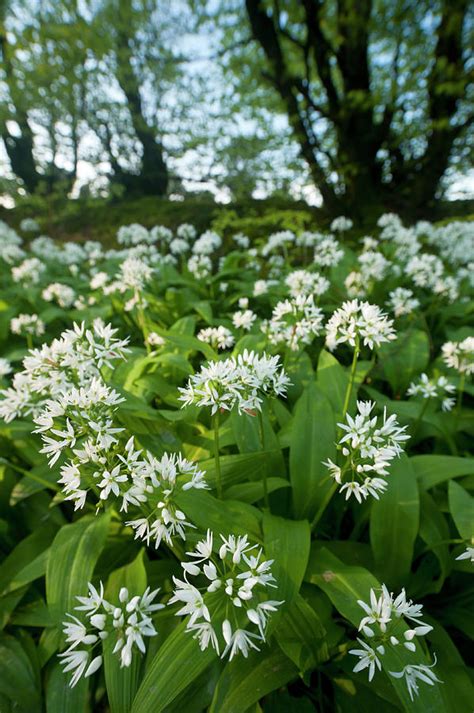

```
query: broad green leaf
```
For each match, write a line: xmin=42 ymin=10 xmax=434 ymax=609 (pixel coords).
xmin=370 ymin=454 xmax=419 ymax=587
xmin=176 ymin=490 xmax=262 ymax=541
xmin=131 ymin=621 xmax=217 ymax=713
xmin=225 ymin=477 xmax=290 ymax=503
xmin=0 ymin=635 xmax=41 ymax=713
xmin=46 ymin=661 xmax=88 ymax=713
xmin=263 ymin=513 xmax=310 ymax=604
xmin=46 ymin=513 xmax=111 ymax=628
xmin=448 ymin=481 xmax=473 ymax=540
xmin=209 ymin=644 xmax=298 ymax=713
xmin=415 ymin=492 xmax=451 ymax=595
xmin=289 ymin=382 xmax=336 ymax=519
xmin=411 ymin=456 xmax=474 ymax=489
xmin=274 ymin=594 xmax=329 ymax=673
xmin=378 ymin=329 xmax=430 ymax=395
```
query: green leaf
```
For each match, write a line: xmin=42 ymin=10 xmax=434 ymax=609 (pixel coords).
xmin=370 ymin=454 xmax=420 ymax=587
xmin=131 ymin=622 xmax=217 ymax=713
xmin=46 ymin=513 xmax=111 ymax=629
xmin=378 ymin=329 xmax=430 ymax=395
xmin=209 ymin=643 xmax=298 ymax=712
xmin=274 ymin=594 xmax=329 ymax=673
xmin=46 ymin=661 xmax=88 ymax=713
xmin=411 ymin=455 xmax=474 ymax=490
xmin=289 ymin=382 xmax=336 ymax=519
xmin=263 ymin=513 xmax=310 ymax=605
xmin=0 ymin=635 xmax=41 ymax=712
xmin=448 ymin=481 xmax=473 ymax=540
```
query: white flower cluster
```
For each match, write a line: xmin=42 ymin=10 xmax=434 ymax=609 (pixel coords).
xmin=170 ymin=530 xmax=282 ymax=659
xmin=187 ymin=254 xmax=212 ymax=279
xmin=330 ymin=216 xmax=353 ymax=233
xmin=407 ymin=374 xmax=456 ymax=412
xmin=11 ymin=256 xmax=45 ymax=285
xmin=441 ymin=337 xmax=474 ymax=375
xmin=42 ymin=282 xmax=76 ymax=308
xmin=386 ymin=288 xmax=420 ymax=317
xmin=60 ymin=582 xmax=163 ymax=686
xmin=324 ymin=401 xmax=409 ymax=502
xmin=178 ymin=350 xmax=290 ymax=415
xmin=0 ymin=358 xmax=12 ymax=377
xmin=313 ymin=236 xmax=344 ymax=268
xmin=350 ymin=586 xmax=440 ymax=701
xmin=10 ymin=313 xmax=45 ymax=338
xmin=325 ymin=300 xmax=396 ymax=351
xmin=192 ymin=230 xmax=222 ymax=255
xmin=263 ymin=295 xmax=324 ymax=351
xmin=0 ymin=321 xmax=129 ymax=423
xmin=197 ymin=326 xmax=235 ymax=350
xmin=285 ymin=269 xmax=329 ymax=297
xmin=261 ymin=230 xmax=294 ymax=257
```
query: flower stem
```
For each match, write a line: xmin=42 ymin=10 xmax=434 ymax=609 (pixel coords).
xmin=456 ymin=372 xmax=465 ymax=421
xmin=411 ymin=399 xmax=429 ymax=441
xmin=341 ymin=338 xmax=360 ymax=422
xmin=257 ymin=409 xmax=270 ymax=510
xmin=213 ymin=412 xmax=223 ymax=499
xmin=26 ymin=334 xmax=33 ymax=350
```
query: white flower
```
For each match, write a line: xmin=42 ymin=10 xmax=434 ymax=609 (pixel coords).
xmin=325 ymin=299 xmax=396 ymax=351
xmin=197 ymin=326 xmax=234 ymax=350
xmin=349 ymin=638 xmax=384 ymax=681
xmin=171 ymin=531 xmax=282 ymax=659
xmin=232 ymin=309 xmax=257 ymax=331
xmin=11 ymin=314 xmax=45 ymax=338
xmin=42 ymin=283 xmax=76 ymax=308
xmin=0 ymin=358 xmax=12 ymax=377
xmin=441 ymin=337 xmax=474 ymax=375
xmin=455 ymin=546 xmax=474 ymax=563
xmin=313 ymin=236 xmax=344 ymax=267
xmin=264 ymin=294 xmax=324 ymax=351
xmin=389 ymin=659 xmax=441 ymax=701
xmin=331 ymin=216 xmax=353 ymax=233
xmin=326 ymin=401 xmax=409 ymax=502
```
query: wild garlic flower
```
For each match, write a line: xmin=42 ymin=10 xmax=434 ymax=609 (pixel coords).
xmin=389 ymin=660 xmax=441 ymax=702
xmin=441 ymin=337 xmax=474 ymax=375
xmin=11 ymin=256 xmax=45 ymax=285
xmin=179 ymin=351 xmax=289 ymax=416
xmin=170 ymin=530 xmax=282 ymax=659
xmin=323 ymin=401 xmax=409 ymax=503
xmin=261 ymin=230 xmax=295 ymax=257
xmin=192 ymin=231 xmax=222 ymax=255
xmin=405 ymin=254 xmax=444 ymax=290
xmin=313 ymin=236 xmax=344 ymax=268
xmin=169 ymin=237 xmax=189 ymax=255
xmin=177 ymin=223 xmax=197 ymax=241
xmin=10 ymin=314 xmax=45 ymax=338
xmin=331 ymin=216 xmax=353 ymax=233
xmin=0 ymin=358 xmax=12 ymax=378
xmin=42 ymin=282 xmax=76 ymax=308
xmin=232 ymin=309 xmax=257 ymax=331
xmin=119 ymin=256 xmax=154 ymax=292
xmin=146 ymin=331 xmax=166 ymax=348
xmin=263 ymin=295 xmax=324 ymax=352
xmin=59 ymin=582 xmax=163 ymax=686
xmin=325 ymin=299 xmax=396 ymax=351
xmin=253 ymin=279 xmax=277 ymax=296
xmin=386 ymin=287 xmax=420 ymax=317
xmin=117 ymin=223 xmax=151 ymax=246
xmin=455 ymin=546 xmax=474 ymax=563
xmin=197 ymin=326 xmax=234 ymax=350
xmin=0 ymin=321 xmax=129 ymax=423
xmin=350 ymin=586 xmax=439 ymax=699
xmin=407 ymin=374 xmax=456 ymax=412
xmin=344 ymin=271 xmax=366 ymax=298
xmin=187 ymin=254 xmax=212 ymax=279
xmin=285 ymin=269 xmax=330 ymax=297
xmin=125 ymin=451 xmax=208 ymax=548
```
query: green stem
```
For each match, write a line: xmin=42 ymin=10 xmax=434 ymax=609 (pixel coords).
xmin=456 ymin=372 xmax=465 ymax=420
xmin=313 ymin=341 xmax=360 ymax=531
xmin=26 ymin=334 xmax=33 ymax=350
xmin=213 ymin=412 xmax=223 ymax=499
xmin=341 ymin=338 xmax=360 ymax=422
xmin=411 ymin=399 xmax=430 ymax=441
xmin=257 ymin=409 xmax=270 ymax=510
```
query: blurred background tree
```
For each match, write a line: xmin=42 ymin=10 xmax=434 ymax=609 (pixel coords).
xmin=209 ymin=0 xmax=473 ymax=218
xmin=0 ymin=0 xmax=473 ymax=219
